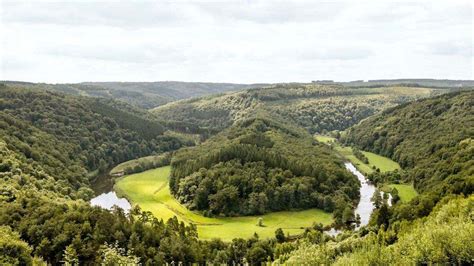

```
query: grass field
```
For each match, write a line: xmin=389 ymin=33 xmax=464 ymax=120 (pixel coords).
xmin=314 ymin=135 xmax=336 ymax=143
xmin=314 ymin=134 xmax=400 ymax=175
xmin=362 ymin=151 xmax=400 ymax=173
xmin=387 ymin=184 xmax=418 ymax=202
xmin=115 ymin=166 xmax=333 ymax=241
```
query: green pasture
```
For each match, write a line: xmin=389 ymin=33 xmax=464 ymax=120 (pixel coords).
xmin=387 ymin=184 xmax=418 ymax=202
xmin=314 ymin=134 xmax=400 ymax=175
xmin=115 ymin=167 xmax=333 ymax=241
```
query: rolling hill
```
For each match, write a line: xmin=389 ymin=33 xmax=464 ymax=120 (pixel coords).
xmin=169 ymin=112 xmax=360 ymax=224
xmin=153 ymin=83 xmax=451 ymax=136
xmin=1 ymin=81 xmax=259 ymax=109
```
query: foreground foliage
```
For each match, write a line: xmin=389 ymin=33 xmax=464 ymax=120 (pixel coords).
xmin=283 ymin=195 xmax=474 ymax=265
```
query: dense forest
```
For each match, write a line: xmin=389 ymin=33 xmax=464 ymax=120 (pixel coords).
xmin=153 ymin=84 xmax=449 ymax=136
xmin=170 ymin=113 xmax=359 ymax=222
xmin=342 ymin=91 xmax=473 ymax=221
xmin=1 ymin=82 xmax=473 ymax=264
xmin=0 ymin=84 xmax=194 ymax=195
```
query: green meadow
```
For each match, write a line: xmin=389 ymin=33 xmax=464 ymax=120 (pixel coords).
xmin=314 ymin=134 xmax=400 ymax=175
xmin=314 ymin=134 xmax=417 ymax=203
xmin=387 ymin=184 xmax=418 ymax=202
xmin=115 ymin=166 xmax=333 ymax=241
xmin=314 ymin=135 xmax=336 ymax=144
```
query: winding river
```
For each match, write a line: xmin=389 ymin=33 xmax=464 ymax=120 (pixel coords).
xmin=345 ymin=162 xmax=376 ymax=228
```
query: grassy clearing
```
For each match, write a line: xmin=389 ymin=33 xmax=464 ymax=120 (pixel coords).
xmin=362 ymin=151 xmax=400 ymax=173
xmin=314 ymin=134 xmax=400 ymax=175
xmin=115 ymin=167 xmax=333 ymax=241
xmin=335 ymin=146 xmax=374 ymax=174
xmin=314 ymin=135 xmax=336 ymax=143
xmin=387 ymin=184 xmax=418 ymax=202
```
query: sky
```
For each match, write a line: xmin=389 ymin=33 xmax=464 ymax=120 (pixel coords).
xmin=1 ymin=0 xmax=473 ymax=84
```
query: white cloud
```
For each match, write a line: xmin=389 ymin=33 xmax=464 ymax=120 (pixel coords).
xmin=1 ymin=0 xmax=472 ymax=83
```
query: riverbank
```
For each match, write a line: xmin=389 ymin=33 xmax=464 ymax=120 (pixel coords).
xmin=314 ymin=134 xmax=400 ymax=175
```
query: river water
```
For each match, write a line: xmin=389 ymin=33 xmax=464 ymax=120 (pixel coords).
xmin=90 ymin=191 xmax=132 ymax=213
xmin=344 ymin=162 xmax=376 ymax=228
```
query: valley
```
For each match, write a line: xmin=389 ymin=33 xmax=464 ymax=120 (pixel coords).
xmin=114 ymin=167 xmax=332 ymax=240
xmin=0 ymin=81 xmax=472 ymax=265
xmin=2 ymin=1 xmax=473 ymax=263
xmin=92 ymin=133 xmax=400 ymax=240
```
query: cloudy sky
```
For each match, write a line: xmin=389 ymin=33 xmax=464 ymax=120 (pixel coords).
xmin=1 ymin=0 xmax=472 ymax=83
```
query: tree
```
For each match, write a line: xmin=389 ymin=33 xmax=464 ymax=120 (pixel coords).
xmin=99 ymin=242 xmax=139 ymax=266
xmin=375 ymin=203 xmax=390 ymax=228
xmin=391 ymin=188 xmax=400 ymax=204
xmin=275 ymin=228 xmax=285 ymax=243
xmin=342 ymin=206 xmax=354 ymax=224
xmin=63 ymin=245 xmax=79 ymax=266
xmin=0 ymin=226 xmax=33 ymax=265
xmin=355 ymin=214 xmax=361 ymax=226
xmin=372 ymin=189 xmax=382 ymax=209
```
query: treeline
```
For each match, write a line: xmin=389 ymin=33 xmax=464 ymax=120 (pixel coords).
xmin=114 ymin=153 xmax=172 ymax=176
xmin=170 ymin=114 xmax=360 ymax=223
xmin=352 ymin=147 xmax=369 ymax=164
xmin=342 ymin=91 xmax=474 ymax=222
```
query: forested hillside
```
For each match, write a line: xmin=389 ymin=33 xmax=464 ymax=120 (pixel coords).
xmin=154 ymin=83 xmax=448 ymax=136
xmin=0 ymin=85 xmax=226 ymax=264
xmin=0 ymin=84 xmax=190 ymax=195
xmin=170 ymin=112 xmax=360 ymax=223
xmin=343 ymin=91 xmax=473 ymax=220
xmin=2 ymin=81 xmax=257 ymax=109
xmin=279 ymin=195 xmax=473 ymax=265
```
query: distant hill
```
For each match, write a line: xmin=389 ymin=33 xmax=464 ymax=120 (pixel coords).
xmin=3 ymin=79 xmax=472 ymax=110
xmin=313 ymin=79 xmax=474 ymax=88
xmin=153 ymin=83 xmax=456 ymax=137
xmin=1 ymin=81 xmax=261 ymax=109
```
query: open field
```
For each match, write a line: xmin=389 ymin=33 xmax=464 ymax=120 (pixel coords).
xmin=387 ymin=184 xmax=418 ymax=202
xmin=314 ymin=135 xmax=336 ymax=143
xmin=115 ymin=166 xmax=333 ymax=241
xmin=362 ymin=151 xmax=400 ymax=172
xmin=314 ymin=134 xmax=400 ymax=175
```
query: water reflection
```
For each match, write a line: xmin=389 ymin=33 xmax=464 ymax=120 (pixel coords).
xmin=326 ymin=163 xmax=377 ymax=236
xmin=90 ymin=191 xmax=131 ymax=213
xmin=344 ymin=162 xmax=376 ymax=228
